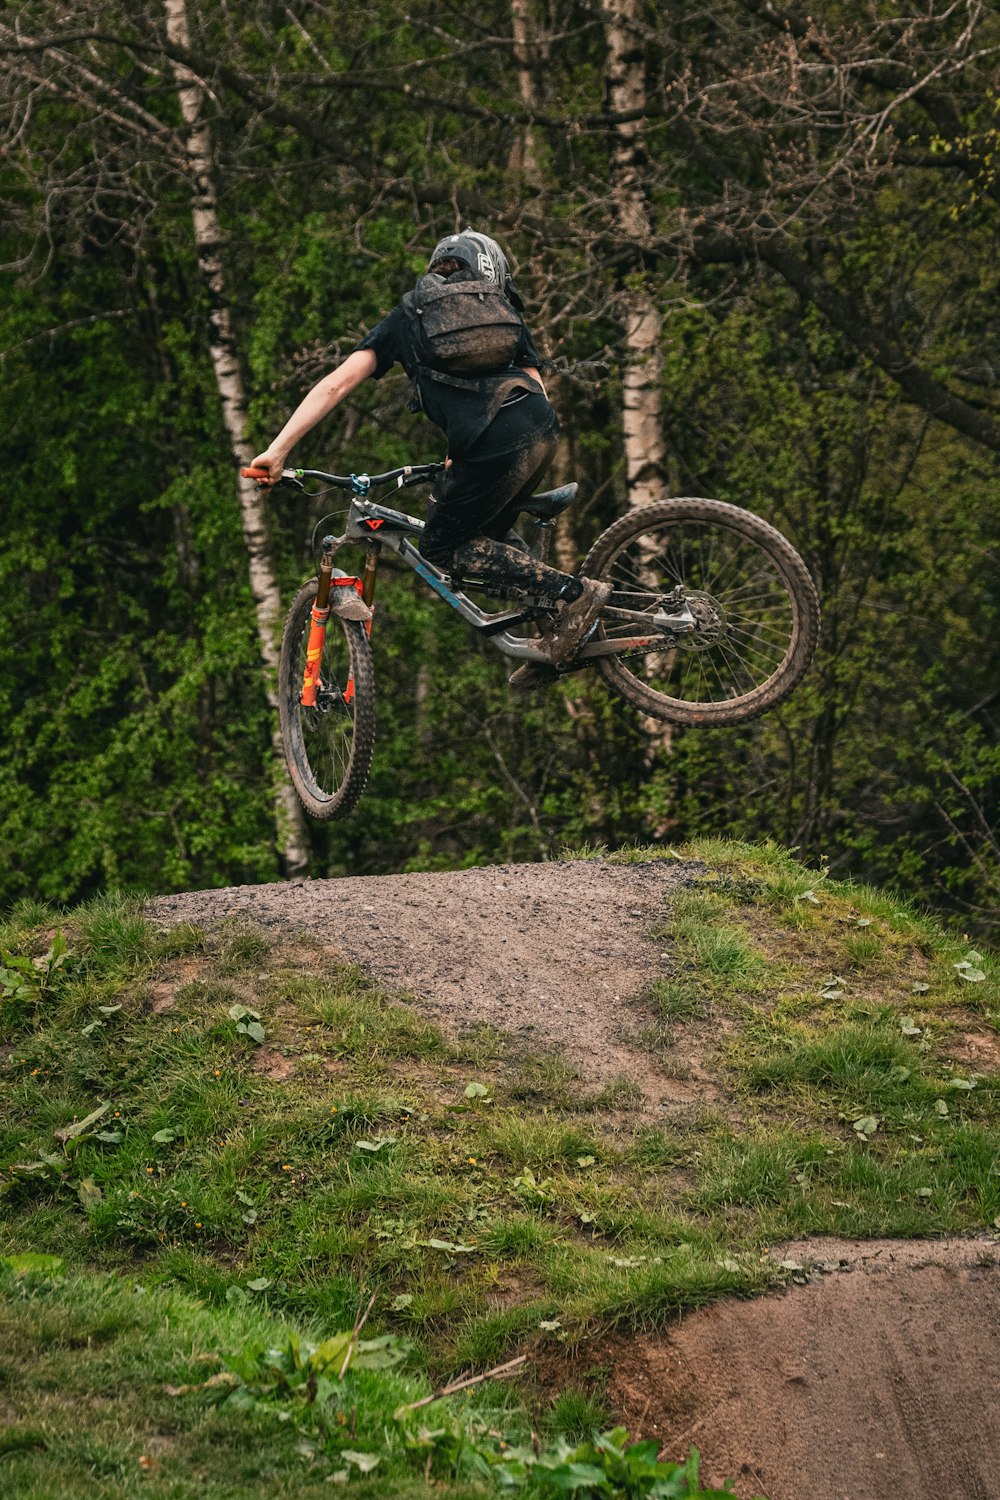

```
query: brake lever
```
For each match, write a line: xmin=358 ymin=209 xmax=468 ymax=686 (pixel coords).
xmin=399 ymin=468 xmax=442 ymax=489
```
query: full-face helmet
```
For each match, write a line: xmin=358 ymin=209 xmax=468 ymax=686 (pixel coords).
xmin=427 ymin=228 xmax=511 ymax=291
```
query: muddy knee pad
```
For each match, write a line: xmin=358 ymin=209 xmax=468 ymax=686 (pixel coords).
xmin=418 ymin=531 xmax=458 ymax=569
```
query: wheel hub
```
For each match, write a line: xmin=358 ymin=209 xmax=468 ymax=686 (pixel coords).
xmin=676 ymin=590 xmax=727 ymax=650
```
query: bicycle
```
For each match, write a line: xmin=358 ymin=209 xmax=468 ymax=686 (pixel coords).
xmin=242 ymin=462 xmax=820 ymax=820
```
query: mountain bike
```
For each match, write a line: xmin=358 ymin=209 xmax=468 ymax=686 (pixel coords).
xmin=243 ymin=462 xmax=820 ymax=820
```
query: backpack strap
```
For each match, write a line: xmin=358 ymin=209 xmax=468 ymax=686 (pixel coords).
xmin=412 ymin=367 xmax=543 ymax=443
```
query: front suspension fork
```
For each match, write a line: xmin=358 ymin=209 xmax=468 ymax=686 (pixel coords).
xmin=343 ymin=542 xmax=379 ymax=705
xmin=300 ymin=542 xmax=380 ymax=709
xmin=361 ymin=539 xmax=380 ymax=610
xmin=300 ymin=549 xmax=333 ymax=709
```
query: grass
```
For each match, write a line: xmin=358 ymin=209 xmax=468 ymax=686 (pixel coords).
xmin=0 ymin=1262 xmax=506 ymax=1499
xmin=0 ymin=1261 xmax=743 ymax=1499
xmin=2 ymin=844 xmax=999 ymax=1495
xmin=648 ymin=837 xmax=1000 ymax=1240
xmin=0 ymin=901 xmax=761 ymax=1365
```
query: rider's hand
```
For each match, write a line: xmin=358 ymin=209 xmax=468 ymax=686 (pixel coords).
xmin=247 ymin=449 xmax=287 ymax=485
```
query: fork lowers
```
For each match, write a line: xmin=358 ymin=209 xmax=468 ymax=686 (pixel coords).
xmin=300 ymin=550 xmax=334 ymax=709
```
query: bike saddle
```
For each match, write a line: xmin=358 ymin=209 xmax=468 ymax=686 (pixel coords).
xmin=518 ymin=482 xmax=578 ymax=522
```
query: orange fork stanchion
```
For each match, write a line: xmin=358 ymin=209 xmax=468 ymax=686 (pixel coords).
xmin=342 ymin=542 xmax=380 ymax=706
xmin=300 ymin=550 xmax=333 ymax=708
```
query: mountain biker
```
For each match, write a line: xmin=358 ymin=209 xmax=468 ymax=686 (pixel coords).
xmin=249 ymin=229 xmax=610 ymax=687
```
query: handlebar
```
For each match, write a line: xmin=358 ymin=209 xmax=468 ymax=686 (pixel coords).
xmin=240 ymin=462 xmax=443 ymax=492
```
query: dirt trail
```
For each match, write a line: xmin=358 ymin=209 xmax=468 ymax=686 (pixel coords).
xmin=605 ymin=1235 xmax=1000 ymax=1500
xmin=150 ymin=862 xmax=998 ymax=1498
xmin=152 ymin=857 xmax=703 ymax=1107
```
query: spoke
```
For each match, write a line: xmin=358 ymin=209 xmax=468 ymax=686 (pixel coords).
xmin=613 ymin=552 xmax=675 ymax=590
xmin=724 ymin=643 xmax=784 ymax=674
xmin=718 ymin=580 xmax=785 ymax=606
xmin=708 ymin=645 xmax=737 ymax=698
xmin=295 ymin=617 xmax=356 ymax=800
xmin=605 ymin=515 xmax=800 ymax=707
xmin=726 ymin=607 xmax=790 ymax=631
xmin=621 ymin=539 xmax=684 ymax=588
xmin=709 ymin=556 xmax=772 ymax=602
xmin=716 ymin=579 xmax=785 ymax=615
xmin=716 ymin=638 xmax=762 ymax=694
xmin=725 ymin=623 xmax=788 ymax=657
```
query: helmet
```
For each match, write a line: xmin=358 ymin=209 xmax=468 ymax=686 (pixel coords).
xmin=427 ymin=228 xmax=511 ymax=291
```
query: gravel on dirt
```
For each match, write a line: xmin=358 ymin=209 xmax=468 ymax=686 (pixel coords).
xmin=150 ymin=857 xmax=705 ymax=1108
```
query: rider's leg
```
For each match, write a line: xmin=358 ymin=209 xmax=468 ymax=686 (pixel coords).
xmin=420 ymin=395 xmax=577 ymax=600
xmin=448 ymin=536 xmax=580 ymax=599
xmin=419 ymin=394 xmax=609 ymax=675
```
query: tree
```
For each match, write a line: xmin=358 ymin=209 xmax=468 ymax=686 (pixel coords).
xmin=163 ymin=0 xmax=308 ymax=873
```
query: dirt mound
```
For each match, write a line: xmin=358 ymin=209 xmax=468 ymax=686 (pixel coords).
xmin=151 ymin=857 xmax=704 ymax=1106
xmin=150 ymin=861 xmax=999 ymax=1497
xmin=597 ymin=1235 xmax=1000 ymax=1500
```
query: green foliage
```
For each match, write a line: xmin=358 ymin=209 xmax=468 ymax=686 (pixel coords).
xmin=0 ymin=931 xmax=69 ymax=1015
xmin=1 ymin=1260 xmax=744 ymax=1498
xmin=226 ymin=1327 xmax=410 ymax=1396
xmin=0 ymin=4 xmax=997 ymax=926
xmin=0 ymin=1263 xmax=473 ymax=1498
xmin=491 ymin=1428 xmax=747 ymax=1497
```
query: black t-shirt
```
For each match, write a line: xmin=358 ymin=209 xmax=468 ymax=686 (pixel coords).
xmin=354 ymin=300 xmax=547 ymax=456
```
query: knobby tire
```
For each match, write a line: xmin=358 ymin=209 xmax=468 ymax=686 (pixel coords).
xmin=582 ymin=498 xmax=820 ymax=726
xmin=279 ymin=578 xmax=376 ymax=819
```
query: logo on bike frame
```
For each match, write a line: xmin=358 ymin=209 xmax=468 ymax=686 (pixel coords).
xmin=364 ymin=518 xmax=385 ymax=530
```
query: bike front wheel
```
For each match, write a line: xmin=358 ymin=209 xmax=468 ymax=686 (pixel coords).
xmin=278 ymin=578 xmax=376 ymax=819
xmin=582 ymin=498 xmax=820 ymax=726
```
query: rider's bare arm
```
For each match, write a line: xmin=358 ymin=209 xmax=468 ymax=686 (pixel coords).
xmin=250 ymin=353 xmax=545 ymax=484
xmin=250 ymin=349 xmax=378 ymax=482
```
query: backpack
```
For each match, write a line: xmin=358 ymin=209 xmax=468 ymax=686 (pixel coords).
xmin=403 ymin=269 xmax=523 ymax=375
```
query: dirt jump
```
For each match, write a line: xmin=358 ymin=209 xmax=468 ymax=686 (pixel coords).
xmin=151 ymin=859 xmax=1000 ymax=1500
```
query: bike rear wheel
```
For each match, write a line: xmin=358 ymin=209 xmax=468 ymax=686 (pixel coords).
xmin=582 ymin=498 xmax=819 ymax=726
xmin=279 ymin=578 xmax=376 ymax=819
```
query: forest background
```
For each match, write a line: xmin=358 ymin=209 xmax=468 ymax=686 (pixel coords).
xmin=1 ymin=0 xmax=998 ymax=934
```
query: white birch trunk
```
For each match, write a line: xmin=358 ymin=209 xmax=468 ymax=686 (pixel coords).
xmin=163 ymin=0 xmax=310 ymax=875
xmin=605 ymin=1 xmax=673 ymax=756
xmin=509 ymin=0 xmax=544 ymax=187
xmin=604 ymin=0 xmax=668 ymax=510
xmin=509 ymin=1 xmax=581 ymax=572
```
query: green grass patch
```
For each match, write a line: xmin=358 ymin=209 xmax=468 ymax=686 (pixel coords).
xmin=633 ymin=839 xmax=1000 ymax=1245
xmin=0 ymin=895 xmax=773 ymax=1380
xmin=0 ymin=1262 xmax=743 ymax=1499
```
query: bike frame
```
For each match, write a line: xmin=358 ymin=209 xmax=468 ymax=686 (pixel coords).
xmin=237 ymin=462 xmax=697 ymax=708
xmin=326 ymin=491 xmax=696 ymax=668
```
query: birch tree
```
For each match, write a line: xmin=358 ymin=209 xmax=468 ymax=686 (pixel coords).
xmin=162 ymin=0 xmax=309 ymax=875
xmin=509 ymin=0 xmax=545 ymax=188
xmin=603 ymin=0 xmax=667 ymax=509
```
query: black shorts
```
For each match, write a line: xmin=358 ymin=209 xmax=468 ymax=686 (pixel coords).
xmin=419 ymin=393 xmax=560 ymax=568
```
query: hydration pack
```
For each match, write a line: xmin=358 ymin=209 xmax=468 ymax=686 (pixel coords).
xmin=403 ymin=270 xmax=523 ymax=376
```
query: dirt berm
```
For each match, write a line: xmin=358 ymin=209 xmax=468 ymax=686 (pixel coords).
xmin=151 ymin=859 xmax=1000 ymax=1500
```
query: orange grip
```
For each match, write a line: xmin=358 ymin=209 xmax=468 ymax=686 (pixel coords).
xmin=241 ymin=466 xmax=272 ymax=481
